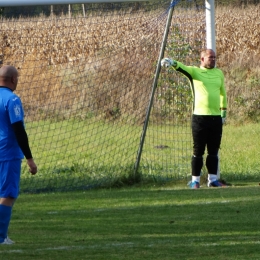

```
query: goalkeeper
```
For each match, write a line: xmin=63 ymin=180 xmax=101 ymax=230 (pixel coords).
xmin=161 ymin=49 xmax=227 ymax=189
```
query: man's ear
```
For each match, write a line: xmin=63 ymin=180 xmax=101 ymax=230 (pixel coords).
xmin=11 ymin=76 xmax=15 ymax=83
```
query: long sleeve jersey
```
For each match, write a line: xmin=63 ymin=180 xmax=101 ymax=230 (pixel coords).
xmin=174 ymin=61 xmax=227 ymax=116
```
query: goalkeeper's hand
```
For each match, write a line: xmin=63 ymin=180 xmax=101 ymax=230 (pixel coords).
xmin=221 ymin=109 xmax=227 ymax=124
xmin=161 ymin=58 xmax=176 ymax=68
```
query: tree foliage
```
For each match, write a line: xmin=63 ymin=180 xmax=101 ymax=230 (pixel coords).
xmin=1 ymin=0 xmax=259 ymax=18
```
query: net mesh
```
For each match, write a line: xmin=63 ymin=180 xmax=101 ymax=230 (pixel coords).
xmin=0 ymin=1 xmax=206 ymax=192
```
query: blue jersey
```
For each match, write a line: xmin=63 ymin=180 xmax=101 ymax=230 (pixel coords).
xmin=0 ymin=87 xmax=24 ymax=161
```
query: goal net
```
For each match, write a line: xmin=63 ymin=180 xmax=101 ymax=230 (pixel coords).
xmin=0 ymin=0 xmax=206 ymax=192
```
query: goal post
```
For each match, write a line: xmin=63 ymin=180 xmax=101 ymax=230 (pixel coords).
xmin=205 ymin=0 xmax=222 ymax=179
xmin=134 ymin=0 xmax=178 ymax=177
xmin=0 ymin=0 xmax=210 ymax=192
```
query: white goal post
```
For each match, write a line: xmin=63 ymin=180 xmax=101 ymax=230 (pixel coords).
xmin=205 ymin=0 xmax=216 ymax=52
xmin=205 ymin=0 xmax=222 ymax=179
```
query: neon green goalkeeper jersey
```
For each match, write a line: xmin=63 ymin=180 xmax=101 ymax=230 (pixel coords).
xmin=175 ymin=61 xmax=227 ymax=115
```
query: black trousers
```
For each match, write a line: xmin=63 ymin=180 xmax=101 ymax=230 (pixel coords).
xmin=191 ymin=115 xmax=223 ymax=176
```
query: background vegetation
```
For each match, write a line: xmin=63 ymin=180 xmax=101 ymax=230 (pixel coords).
xmin=1 ymin=4 xmax=259 ymax=124
xmin=1 ymin=0 xmax=260 ymax=17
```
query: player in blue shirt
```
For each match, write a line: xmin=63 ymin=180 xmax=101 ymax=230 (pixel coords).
xmin=0 ymin=65 xmax=37 ymax=245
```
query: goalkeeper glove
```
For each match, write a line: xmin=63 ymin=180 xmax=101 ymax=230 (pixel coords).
xmin=161 ymin=58 xmax=177 ymax=68
xmin=221 ymin=109 xmax=227 ymax=124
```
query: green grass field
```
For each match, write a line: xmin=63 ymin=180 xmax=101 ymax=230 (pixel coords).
xmin=1 ymin=183 xmax=260 ymax=259
xmin=20 ymin=121 xmax=260 ymax=193
xmin=221 ymin=123 xmax=260 ymax=179
xmin=3 ymin=123 xmax=259 ymax=259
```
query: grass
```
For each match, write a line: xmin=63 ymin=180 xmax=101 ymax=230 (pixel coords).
xmin=2 ymin=183 xmax=260 ymax=259
xmin=221 ymin=123 xmax=260 ymax=179
xmin=19 ymin=120 xmax=260 ymax=193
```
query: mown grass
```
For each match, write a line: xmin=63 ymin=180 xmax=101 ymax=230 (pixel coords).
xmin=1 ymin=185 xmax=260 ymax=259
xmin=221 ymin=123 xmax=260 ymax=180
xmin=19 ymin=119 xmax=260 ymax=193
xmin=20 ymin=118 xmax=143 ymax=192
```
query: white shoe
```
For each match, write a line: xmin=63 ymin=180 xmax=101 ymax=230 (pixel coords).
xmin=6 ymin=237 xmax=15 ymax=244
xmin=0 ymin=237 xmax=15 ymax=245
